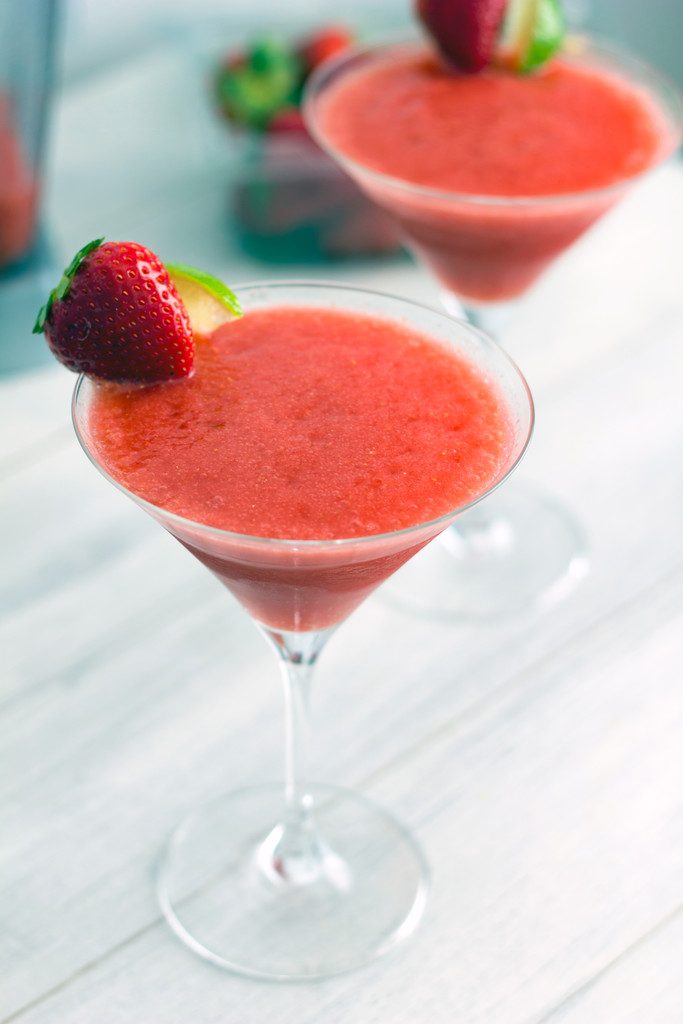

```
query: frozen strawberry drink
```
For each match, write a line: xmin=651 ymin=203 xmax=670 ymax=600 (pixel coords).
xmin=309 ymin=41 xmax=679 ymax=301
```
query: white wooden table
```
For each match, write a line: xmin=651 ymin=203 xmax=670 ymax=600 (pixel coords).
xmin=2 ymin=44 xmax=683 ymax=1024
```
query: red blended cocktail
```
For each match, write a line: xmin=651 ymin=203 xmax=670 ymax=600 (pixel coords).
xmin=84 ymin=302 xmax=514 ymax=630
xmin=310 ymin=41 xmax=677 ymax=304
xmin=72 ymin=280 xmax=533 ymax=978
xmin=305 ymin=32 xmax=681 ymax=617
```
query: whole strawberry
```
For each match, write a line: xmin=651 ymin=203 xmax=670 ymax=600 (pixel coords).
xmin=33 ymin=238 xmax=194 ymax=382
xmin=299 ymin=26 xmax=355 ymax=73
xmin=417 ymin=0 xmax=508 ymax=72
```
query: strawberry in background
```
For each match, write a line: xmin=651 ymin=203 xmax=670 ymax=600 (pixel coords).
xmin=215 ymin=26 xmax=354 ymax=133
xmin=299 ymin=26 xmax=355 ymax=73
xmin=215 ymin=24 xmax=401 ymax=262
xmin=416 ymin=0 xmax=508 ymax=72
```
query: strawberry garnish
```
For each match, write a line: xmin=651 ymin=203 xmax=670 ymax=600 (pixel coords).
xmin=417 ymin=0 xmax=508 ymax=72
xmin=216 ymin=27 xmax=355 ymax=130
xmin=215 ymin=38 xmax=302 ymax=130
xmin=299 ymin=26 xmax=355 ymax=73
xmin=33 ymin=239 xmax=194 ymax=383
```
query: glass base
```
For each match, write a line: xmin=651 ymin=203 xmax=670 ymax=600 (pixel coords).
xmin=381 ymin=481 xmax=589 ymax=619
xmin=157 ymin=784 xmax=429 ymax=980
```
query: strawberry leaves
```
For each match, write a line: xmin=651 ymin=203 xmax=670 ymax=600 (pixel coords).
xmin=33 ymin=237 xmax=104 ymax=334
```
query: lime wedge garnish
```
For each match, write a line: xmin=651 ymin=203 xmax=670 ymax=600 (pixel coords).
xmin=523 ymin=0 xmax=564 ymax=71
xmin=167 ymin=263 xmax=242 ymax=337
xmin=498 ymin=0 xmax=564 ymax=73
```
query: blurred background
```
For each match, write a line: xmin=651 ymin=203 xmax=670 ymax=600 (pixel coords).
xmin=2 ymin=0 xmax=682 ymax=375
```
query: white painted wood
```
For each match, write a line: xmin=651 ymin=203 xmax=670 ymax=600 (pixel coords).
xmin=3 ymin=308 xmax=683 ymax=1018
xmin=2 ymin=34 xmax=683 ymax=1024
xmin=536 ymin=911 xmax=683 ymax=1023
xmin=3 ymin=572 xmax=682 ymax=1023
xmin=0 ymin=367 xmax=73 ymax=473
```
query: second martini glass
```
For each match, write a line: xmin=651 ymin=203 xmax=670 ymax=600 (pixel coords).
xmin=305 ymin=37 xmax=682 ymax=617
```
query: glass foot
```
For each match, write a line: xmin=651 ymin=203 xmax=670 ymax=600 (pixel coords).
xmin=381 ymin=480 xmax=589 ymax=619
xmin=157 ymin=784 xmax=429 ymax=980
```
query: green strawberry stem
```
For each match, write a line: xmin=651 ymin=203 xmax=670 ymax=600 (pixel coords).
xmin=216 ymin=36 xmax=303 ymax=130
xmin=33 ymin=237 xmax=104 ymax=334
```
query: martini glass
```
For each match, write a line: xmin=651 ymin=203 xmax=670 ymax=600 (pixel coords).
xmin=305 ymin=38 xmax=682 ymax=617
xmin=73 ymin=282 xmax=533 ymax=980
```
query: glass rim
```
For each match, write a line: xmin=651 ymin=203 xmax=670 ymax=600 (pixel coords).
xmin=71 ymin=279 xmax=534 ymax=551
xmin=303 ymin=33 xmax=683 ymax=209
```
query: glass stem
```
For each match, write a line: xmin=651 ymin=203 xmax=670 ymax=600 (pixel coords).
xmin=459 ymin=299 xmax=517 ymax=341
xmin=258 ymin=627 xmax=336 ymax=886
xmin=281 ymin=646 xmax=315 ymax=821
xmin=439 ymin=297 xmax=516 ymax=553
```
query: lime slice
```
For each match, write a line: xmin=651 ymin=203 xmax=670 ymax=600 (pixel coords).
xmin=498 ymin=0 xmax=564 ymax=73
xmin=167 ymin=263 xmax=242 ymax=337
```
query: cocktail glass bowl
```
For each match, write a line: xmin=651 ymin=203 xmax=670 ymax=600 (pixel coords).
xmin=305 ymin=39 xmax=682 ymax=617
xmin=72 ymin=281 xmax=533 ymax=979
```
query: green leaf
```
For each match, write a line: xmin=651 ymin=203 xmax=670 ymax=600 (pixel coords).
xmin=54 ymin=274 xmax=71 ymax=301
xmin=216 ymin=37 xmax=303 ymax=129
xmin=63 ymin=237 xmax=104 ymax=278
xmin=32 ymin=237 xmax=104 ymax=334
xmin=33 ymin=301 xmax=50 ymax=334
xmin=249 ymin=37 xmax=296 ymax=74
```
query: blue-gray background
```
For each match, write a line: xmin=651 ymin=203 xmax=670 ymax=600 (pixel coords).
xmin=60 ymin=0 xmax=682 ymax=88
